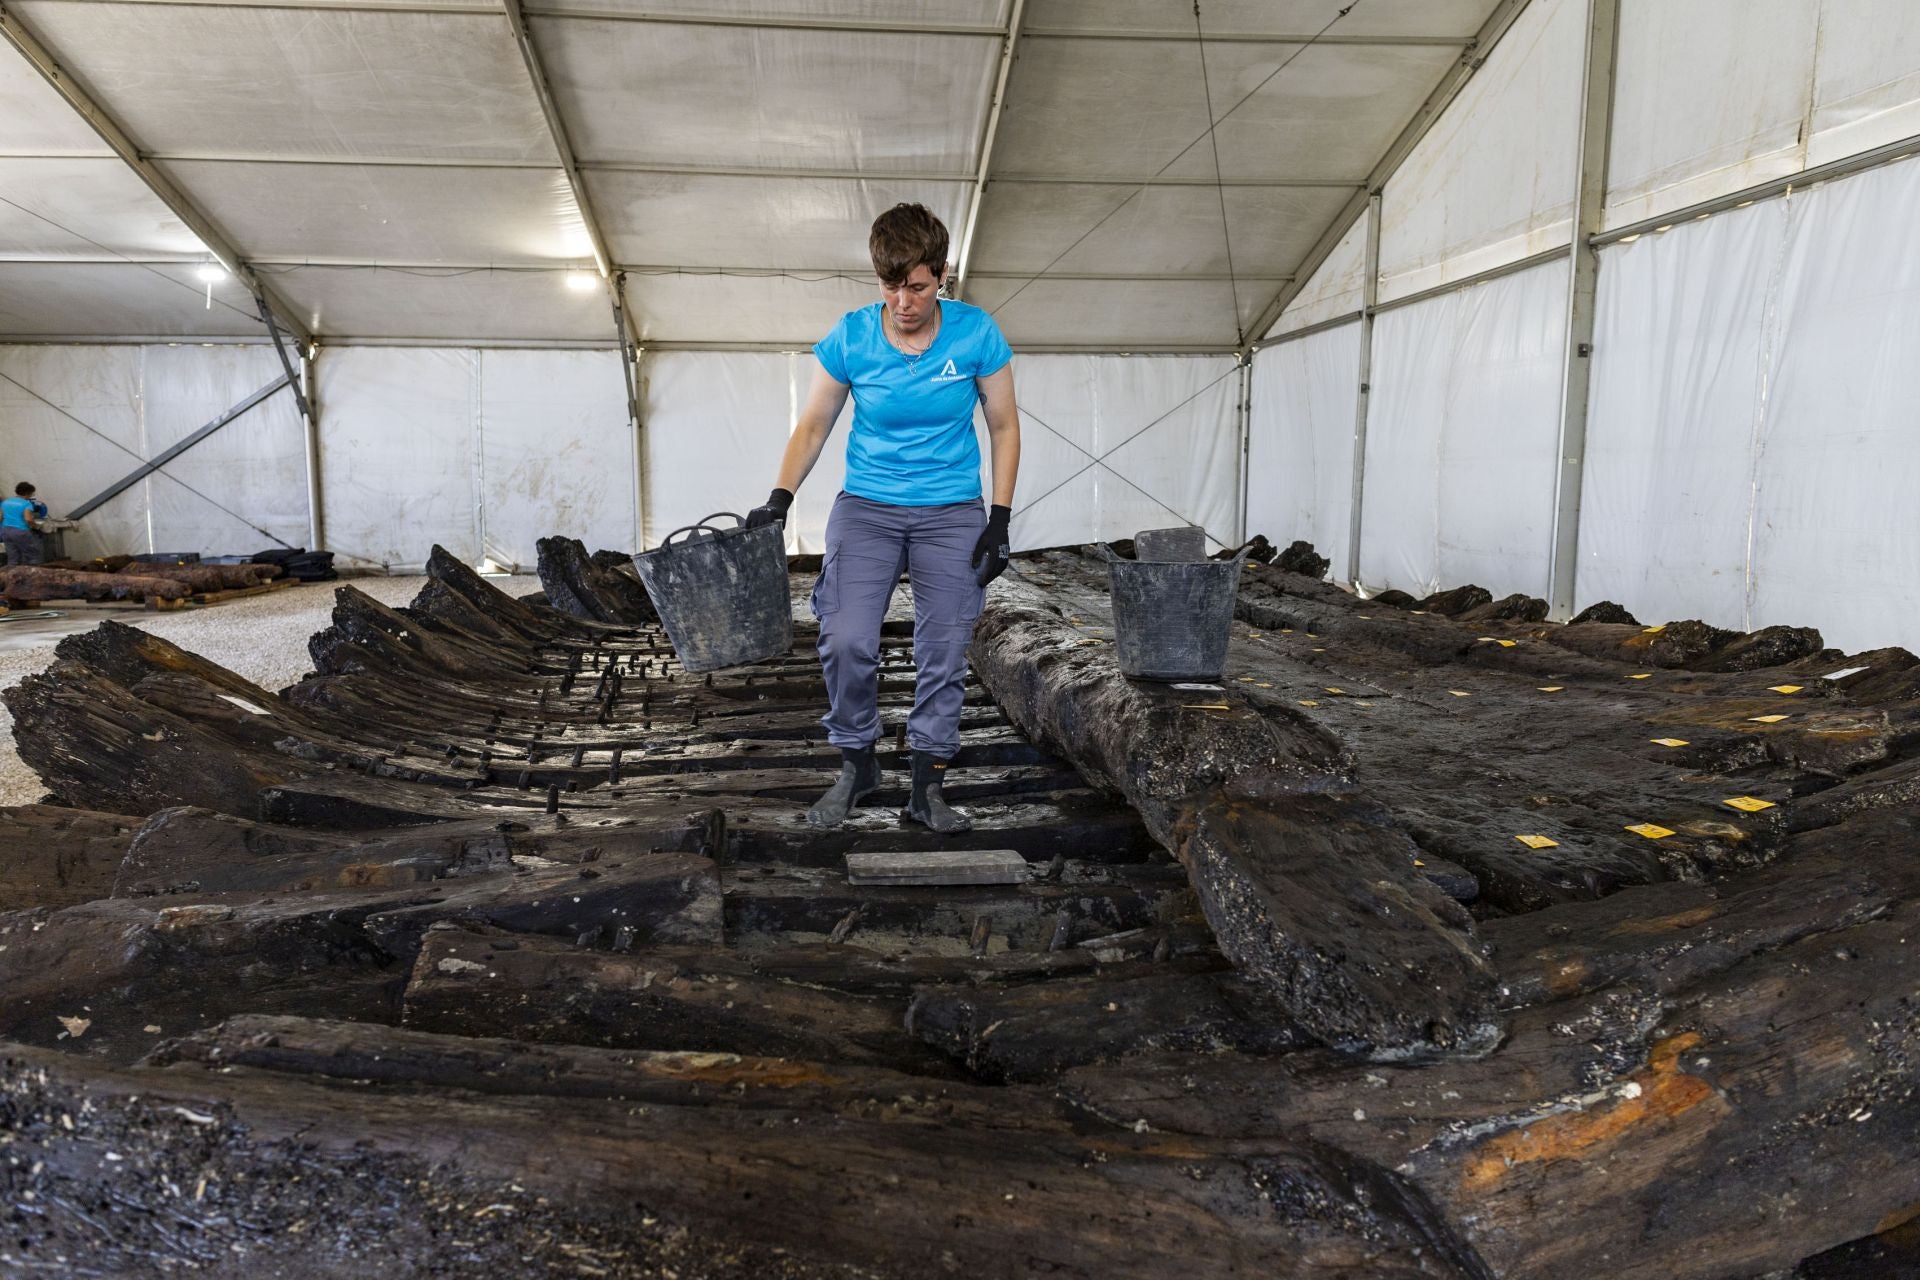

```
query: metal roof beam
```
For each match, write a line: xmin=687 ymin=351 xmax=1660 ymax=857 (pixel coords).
xmin=1240 ymin=0 xmax=1538 ymax=351
xmin=951 ymin=0 xmax=1027 ymax=301
xmin=0 ymin=6 xmax=314 ymax=347
xmin=1021 ymin=29 xmax=1471 ymax=45
xmin=500 ymin=0 xmax=611 ymax=281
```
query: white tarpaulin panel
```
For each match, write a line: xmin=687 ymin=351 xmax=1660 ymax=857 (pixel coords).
xmin=0 ymin=158 xmax=202 ymax=261
xmin=1577 ymin=207 xmax=1781 ymax=628
xmin=588 ymin=171 xmax=970 ymax=271
xmin=141 ymin=344 xmax=308 ymax=555
xmin=1011 ymin=354 xmax=1241 ymax=551
xmin=1749 ymin=158 xmax=1920 ymax=653
xmin=992 ymin=37 xmax=1460 ymax=183
xmin=641 ymin=351 xmax=797 ymax=549
xmin=1378 ymin=0 xmax=1580 ymax=300
xmin=965 ymin=277 xmax=1280 ymax=348
xmin=479 ymin=349 xmax=636 ymax=570
xmin=537 ymin=1 xmax=1006 ymax=26
xmin=1022 ymin=1 xmax=1490 ymax=37
xmin=0 ymin=263 xmax=267 ymax=338
xmin=1267 ymin=214 xmax=1366 ymax=339
xmin=273 ymin=267 xmax=617 ymax=342
xmin=0 ymin=344 xmax=148 ymax=558
xmin=1360 ymin=261 xmax=1568 ymax=597
xmin=626 ymin=272 xmax=873 ymax=346
xmin=162 ymin=161 xmax=591 ymax=267
xmin=1247 ymin=321 xmax=1359 ymax=576
xmin=1605 ymin=0 xmax=1920 ymax=228
xmin=317 ymin=347 xmax=479 ymax=569
xmin=972 ymin=182 xmax=1356 ymax=279
xmin=1583 ymin=156 xmax=1920 ymax=654
xmin=10 ymin=4 xmax=557 ymax=162
xmin=0 ymin=40 xmax=111 ymax=154
xmin=539 ymin=18 xmax=997 ymax=174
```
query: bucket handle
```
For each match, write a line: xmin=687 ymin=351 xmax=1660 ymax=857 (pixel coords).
xmin=660 ymin=512 xmax=747 ymax=547
xmin=1096 ymin=542 xmax=1122 ymax=563
xmin=1098 ymin=541 xmax=1253 ymax=565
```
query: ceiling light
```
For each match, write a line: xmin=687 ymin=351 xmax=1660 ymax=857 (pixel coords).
xmin=194 ymin=263 xmax=227 ymax=283
xmin=564 ymin=270 xmax=600 ymax=294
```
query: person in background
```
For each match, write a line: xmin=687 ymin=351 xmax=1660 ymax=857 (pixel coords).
xmin=0 ymin=482 xmax=46 ymax=566
xmin=746 ymin=203 xmax=1021 ymax=834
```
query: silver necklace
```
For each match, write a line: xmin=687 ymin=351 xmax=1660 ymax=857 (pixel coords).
xmin=886 ymin=309 xmax=938 ymax=373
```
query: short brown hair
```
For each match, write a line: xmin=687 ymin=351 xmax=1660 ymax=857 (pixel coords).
xmin=869 ymin=204 xmax=949 ymax=287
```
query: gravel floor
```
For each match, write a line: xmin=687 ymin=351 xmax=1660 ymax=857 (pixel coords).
xmin=0 ymin=575 xmax=539 ymax=807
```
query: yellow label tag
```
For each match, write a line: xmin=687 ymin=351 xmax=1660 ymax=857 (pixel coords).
xmin=1298 ymin=699 xmax=1319 ymax=707
xmin=1356 ymin=700 xmax=1373 ymax=707
xmin=1238 ymin=676 xmax=1255 ymax=682
xmin=1723 ymin=795 xmax=1777 ymax=812
xmin=1515 ymin=834 xmax=1559 ymax=849
xmin=1256 ymin=682 xmax=1274 ymax=689
xmin=1650 ymin=737 xmax=1690 ymax=747
xmin=1325 ymin=687 xmax=1345 ymax=695
xmin=1247 ymin=632 xmax=1262 ymax=639
xmin=1625 ymin=822 xmax=1675 ymax=839
xmin=1768 ymin=685 xmax=1803 ymax=694
xmin=1181 ymin=704 xmax=1230 ymax=710
xmin=1412 ymin=858 xmax=1425 ymax=866
xmin=1628 ymin=673 xmax=1652 ymax=680
xmin=1538 ymin=686 xmax=1564 ymax=692
xmin=1477 ymin=636 xmax=1498 ymax=643
xmin=1748 ymin=714 xmax=1789 ymax=724
xmin=1644 ymin=624 xmax=1666 ymax=633
xmin=1449 ymin=690 xmax=1471 ymax=697
xmin=1498 ymin=639 xmax=1518 ymax=647
xmin=1313 ymin=647 xmax=1326 ymax=652
xmin=1307 ymin=633 xmax=1318 ymax=638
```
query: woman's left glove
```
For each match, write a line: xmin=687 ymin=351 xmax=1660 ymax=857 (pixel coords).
xmin=971 ymin=505 xmax=1013 ymax=587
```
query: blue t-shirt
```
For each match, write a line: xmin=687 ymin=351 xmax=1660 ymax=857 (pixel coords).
xmin=0 ymin=497 xmax=34 ymax=530
xmin=814 ymin=300 xmax=1013 ymax=506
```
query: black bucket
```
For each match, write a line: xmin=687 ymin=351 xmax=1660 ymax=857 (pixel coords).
xmin=1132 ymin=525 xmax=1207 ymax=562
xmin=631 ymin=513 xmax=792 ymax=673
xmin=1102 ymin=540 xmax=1251 ymax=682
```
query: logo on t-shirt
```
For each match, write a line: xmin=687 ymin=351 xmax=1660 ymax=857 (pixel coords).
xmin=929 ymin=357 xmax=964 ymax=383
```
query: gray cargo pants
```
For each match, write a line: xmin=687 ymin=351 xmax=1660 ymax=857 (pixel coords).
xmin=0 ymin=527 xmax=42 ymax=566
xmin=810 ymin=492 xmax=986 ymax=758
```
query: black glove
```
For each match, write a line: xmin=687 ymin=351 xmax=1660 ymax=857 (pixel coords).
xmin=972 ymin=504 xmax=1012 ymax=587
xmin=745 ymin=487 xmax=793 ymax=530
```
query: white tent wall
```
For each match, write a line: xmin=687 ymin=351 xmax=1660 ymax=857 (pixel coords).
xmin=316 ymin=345 xmax=637 ymax=574
xmin=639 ymin=350 xmax=1243 ymax=558
xmin=0 ymin=342 xmax=306 ymax=561
xmin=1359 ymin=262 xmax=1569 ymax=598
xmin=1581 ymin=154 xmax=1920 ymax=655
xmin=1246 ymin=322 xmax=1359 ymax=570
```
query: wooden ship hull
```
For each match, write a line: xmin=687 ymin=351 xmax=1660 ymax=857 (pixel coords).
xmin=2 ymin=540 xmax=1917 ymax=1278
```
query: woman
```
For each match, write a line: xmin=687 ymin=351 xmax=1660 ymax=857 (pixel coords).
xmin=746 ymin=204 xmax=1022 ymax=834
xmin=0 ymin=482 xmax=47 ymax=566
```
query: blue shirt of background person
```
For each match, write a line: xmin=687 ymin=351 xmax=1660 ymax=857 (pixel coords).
xmin=813 ymin=299 xmax=1013 ymax=507
xmin=0 ymin=496 xmax=35 ymax=530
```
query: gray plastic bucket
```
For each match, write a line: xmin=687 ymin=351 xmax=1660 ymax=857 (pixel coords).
xmin=1101 ymin=541 xmax=1252 ymax=682
xmin=1133 ymin=525 xmax=1207 ymax=562
xmin=631 ymin=513 xmax=792 ymax=672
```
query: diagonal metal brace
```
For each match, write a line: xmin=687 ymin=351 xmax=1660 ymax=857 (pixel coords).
xmin=66 ymin=373 xmax=292 ymax=521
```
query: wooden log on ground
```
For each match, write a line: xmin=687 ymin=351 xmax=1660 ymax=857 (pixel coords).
xmin=0 ymin=1035 xmax=1484 ymax=1279
xmin=0 ymin=805 xmax=140 ymax=911
xmin=0 ymin=564 xmax=189 ymax=603
xmin=970 ymin=588 xmax=1502 ymax=1057
xmin=116 ymin=561 xmax=279 ymax=591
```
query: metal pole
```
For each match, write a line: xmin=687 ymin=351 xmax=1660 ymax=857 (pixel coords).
xmin=612 ymin=272 xmax=649 ymax=551
xmin=1344 ymin=192 xmax=1382 ymax=590
xmin=952 ymin=0 xmax=1028 ymax=301
xmin=1547 ymin=0 xmax=1620 ymax=620
xmin=1236 ymin=355 xmax=1253 ymax=544
xmin=302 ymin=347 xmax=324 ymax=551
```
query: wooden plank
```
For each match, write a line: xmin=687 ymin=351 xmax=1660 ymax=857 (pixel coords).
xmin=845 ymin=848 xmax=1032 ymax=886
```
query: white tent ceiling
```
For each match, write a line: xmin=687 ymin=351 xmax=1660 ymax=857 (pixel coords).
xmin=0 ymin=0 xmax=1509 ymax=347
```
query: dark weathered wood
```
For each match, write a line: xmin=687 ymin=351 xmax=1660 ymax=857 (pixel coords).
xmin=907 ymin=964 xmax=1307 ymax=1082
xmin=403 ymin=926 xmax=947 ymax=1072
xmin=0 ymin=804 xmax=138 ymax=911
xmin=536 ymin=534 xmax=658 ymax=625
xmin=0 ymin=564 xmax=190 ymax=602
xmin=0 ymin=1036 xmax=1481 ymax=1279
xmin=970 ymin=587 xmax=1503 ymax=1057
xmin=116 ymin=561 xmax=279 ymax=591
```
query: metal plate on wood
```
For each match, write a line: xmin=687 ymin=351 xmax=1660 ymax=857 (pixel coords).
xmin=845 ymin=849 xmax=1031 ymax=887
